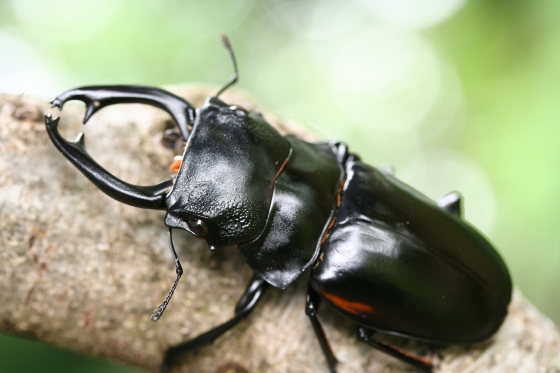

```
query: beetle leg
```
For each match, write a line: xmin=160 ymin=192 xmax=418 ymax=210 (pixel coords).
xmin=437 ymin=191 xmax=463 ymax=217
xmin=51 ymin=85 xmax=195 ymax=140
xmin=305 ymin=286 xmax=338 ymax=373
xmin=356 ymin=326 xmax=433 ymax=373
xmin=160 ymin=273 xmax=269 ymax=372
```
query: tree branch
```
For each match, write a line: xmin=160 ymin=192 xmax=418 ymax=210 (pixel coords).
xmin=1 ymin=88 xmax=559 ymax=372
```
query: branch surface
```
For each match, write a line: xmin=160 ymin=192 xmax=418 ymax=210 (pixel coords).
xmin=1 ymin=88 xmax=559 ymax=373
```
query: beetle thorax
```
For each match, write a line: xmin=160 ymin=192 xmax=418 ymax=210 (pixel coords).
xmin=164 ymin=98 xmax=291 ymax=250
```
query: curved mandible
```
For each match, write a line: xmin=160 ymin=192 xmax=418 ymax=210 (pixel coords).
xmin=45 ymin=114 xmax=173 ymax=210
xmin=51 ymin=85 xmax=195 ymax=140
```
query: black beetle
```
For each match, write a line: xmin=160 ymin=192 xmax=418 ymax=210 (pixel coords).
xmin=44 ymin=36 xmax=512 ymax=372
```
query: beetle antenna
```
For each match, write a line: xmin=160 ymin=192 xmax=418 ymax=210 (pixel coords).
xmin=215 ymin=35 xmax=239 ymax=98
xmin=151 ymin=228 xmax=183 ymax=322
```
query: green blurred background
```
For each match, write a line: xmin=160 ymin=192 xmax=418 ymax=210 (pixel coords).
xmin=1 ymin=0 xmax=559 ymax=372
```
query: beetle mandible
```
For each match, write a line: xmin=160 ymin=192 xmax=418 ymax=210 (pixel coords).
xmin=44 ymin=36 xmax=512 ymax=373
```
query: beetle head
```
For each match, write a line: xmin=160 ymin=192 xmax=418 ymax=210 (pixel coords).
xmin=164 ymin=97 xmax=290 ymax=250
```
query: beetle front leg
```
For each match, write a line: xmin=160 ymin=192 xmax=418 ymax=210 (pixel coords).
xmin=356 ymin=326 xmax=433 ymax=373
xmin=305 ymin=286 xmax=338 ymax=373
xmin=160 ymin=273 xmax=269 ymax=372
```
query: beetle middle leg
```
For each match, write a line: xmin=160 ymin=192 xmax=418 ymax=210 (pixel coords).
xmin=305 ymin=285 xmax=338 ymax=373
xmin=160 ymin=273 xmax=269 ymax=372
xmin=356 ymin=326 xmax=433 ymax=373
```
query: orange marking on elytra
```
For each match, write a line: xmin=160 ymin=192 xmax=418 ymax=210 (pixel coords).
xmin=322 ymin=292 xmax=375 ymax=315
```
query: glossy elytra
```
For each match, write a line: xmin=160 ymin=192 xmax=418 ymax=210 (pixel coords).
xmin=44 ymin=36 xmax=512 ymax=372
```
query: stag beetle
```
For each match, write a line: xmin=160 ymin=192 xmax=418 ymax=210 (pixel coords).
xmin=44 ymin=36 xmax=512 ymax=373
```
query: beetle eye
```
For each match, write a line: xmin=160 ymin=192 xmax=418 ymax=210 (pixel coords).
xmin=188 ymin=219 xmax=209 ymax=237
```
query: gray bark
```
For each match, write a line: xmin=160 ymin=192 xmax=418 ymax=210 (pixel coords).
xmin=1 ymin=87 xmax=559 ymax=373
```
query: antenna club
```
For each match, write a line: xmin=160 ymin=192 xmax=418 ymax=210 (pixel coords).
xmin=220 ymin=34 xmax=233 ymax=51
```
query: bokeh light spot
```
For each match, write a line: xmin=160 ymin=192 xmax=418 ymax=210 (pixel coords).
xmin=10 ymin=0 xmax=123 ymax=44
xmin=358 ymin=0 xmax=467 ymax=29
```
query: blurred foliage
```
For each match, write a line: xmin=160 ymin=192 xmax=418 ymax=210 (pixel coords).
xmin=1 ymin=0 xmax=559 ymax=372
xmin=0 ymin=332 xmax=142 ymax=373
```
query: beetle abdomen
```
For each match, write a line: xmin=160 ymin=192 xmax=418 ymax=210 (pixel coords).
xmin=311 ymin=160 xmax=512 ymax=343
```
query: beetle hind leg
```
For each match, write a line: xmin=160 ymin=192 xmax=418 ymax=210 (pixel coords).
xmin=356 ymin=326 xmax=433 ymax=373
